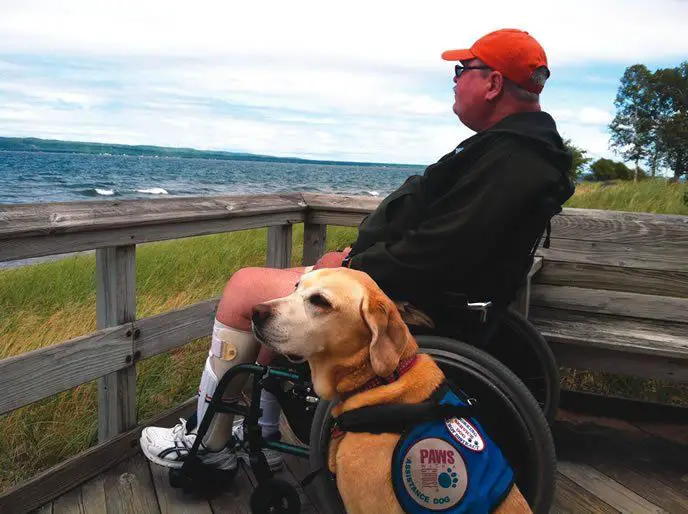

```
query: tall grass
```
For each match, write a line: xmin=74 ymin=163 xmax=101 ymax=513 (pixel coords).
xmin=1 ymin=181 xmax=686 ymax=491
xmin=567 ymin=179 xmax=687 ymax=214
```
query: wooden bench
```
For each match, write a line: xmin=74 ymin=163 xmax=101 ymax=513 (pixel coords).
xmin=527 ymin=208 xmax=688 ymax=383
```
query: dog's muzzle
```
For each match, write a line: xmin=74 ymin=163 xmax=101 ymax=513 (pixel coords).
xmin=250 ymin=304 xmax=306 ymax=363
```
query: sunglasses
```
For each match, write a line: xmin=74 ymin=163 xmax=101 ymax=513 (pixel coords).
xmin=454 ymin=64 xmax=491 ymax=79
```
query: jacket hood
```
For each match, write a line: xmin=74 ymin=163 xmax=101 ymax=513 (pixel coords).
xmin=486 ymin=111 xmax=575 ymax=203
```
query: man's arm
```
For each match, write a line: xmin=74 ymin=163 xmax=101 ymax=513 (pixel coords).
xmin=312 ymin=248 xmax=351 ymax=270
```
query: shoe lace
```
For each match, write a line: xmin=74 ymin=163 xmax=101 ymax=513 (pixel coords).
xmin=171 ymin=418 xmax=190 ymax=442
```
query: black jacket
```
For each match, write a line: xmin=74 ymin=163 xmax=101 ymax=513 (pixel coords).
xmin=347 ymin=111 xmax=575 ymax=313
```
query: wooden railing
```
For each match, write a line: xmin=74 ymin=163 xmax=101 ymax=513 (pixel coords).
xmin=3 ymin=193 xmax=684 ymax=511
xmin=0 ymin=193 xmax=381 ymax=511
xmin=0 ymin=193 xmax=379 ymax=426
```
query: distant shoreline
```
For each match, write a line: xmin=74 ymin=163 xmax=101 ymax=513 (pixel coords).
xmin=0 ymin=136 xmax=423 ymax=169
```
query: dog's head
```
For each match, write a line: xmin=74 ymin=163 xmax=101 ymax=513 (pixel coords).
xmin=251 ymin=268 xmax=416 ymax=399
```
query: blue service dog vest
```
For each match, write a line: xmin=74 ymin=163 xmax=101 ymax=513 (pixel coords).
xmin=390 ymin=384 xmax=514 ymax=513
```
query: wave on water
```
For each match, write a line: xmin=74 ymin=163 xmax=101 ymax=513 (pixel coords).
xmin=137 ymin=188 xmax=169 ymax=195
xmin=77 ymin=188 xmax=117 ymax=197
xmin=1 ymin=152 xmax=422 ymax=204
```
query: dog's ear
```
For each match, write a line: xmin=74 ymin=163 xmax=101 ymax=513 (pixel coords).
xmin=362 ymin=290 xmax=411 ymax=377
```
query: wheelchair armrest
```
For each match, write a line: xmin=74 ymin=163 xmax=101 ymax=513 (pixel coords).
xmin=511 ymin=256 xmax=543 ymax=319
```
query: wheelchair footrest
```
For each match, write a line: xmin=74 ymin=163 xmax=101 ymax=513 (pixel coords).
xmin=169 ymin=455 xmax=238 ymax=495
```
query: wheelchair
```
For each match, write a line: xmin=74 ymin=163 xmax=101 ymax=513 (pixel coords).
xmin=169 ymin=298 xmax=558 ymax=514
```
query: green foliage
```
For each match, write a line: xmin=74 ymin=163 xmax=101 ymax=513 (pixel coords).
xmin=609 ymin=64 xmax=656 ymax=171
xmin=563 ymin=139 xmax=592 ymax=179
xmin=589 ymin=158 xmax=636 ymax=181
xmin=609 ymin=61 xmax=688 ymax=180
xmin=654 ymin=62 xmax=688 ymax=180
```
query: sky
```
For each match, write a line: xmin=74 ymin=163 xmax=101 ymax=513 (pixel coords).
xmin=1 ymin=0 xmax=687 ymax=166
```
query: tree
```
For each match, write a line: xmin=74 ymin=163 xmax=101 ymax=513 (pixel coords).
xmin=563 ymin=139 xmax=592 ymax=180
xmin=589 ymin=158 xmax=636 ymax=181
xmin=609 ymin=65 xmax=657 ymax=182
xmin=610 ymin=62 xmax=688 ymax=181
xmin=654 ymin=62 xmax=688 ymax=181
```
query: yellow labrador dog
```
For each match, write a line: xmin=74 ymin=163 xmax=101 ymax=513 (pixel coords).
xmin=251 ymin=267 xmax=530 ymax=514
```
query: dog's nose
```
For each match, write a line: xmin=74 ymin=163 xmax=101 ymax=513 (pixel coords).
xmin=251 ymin=303 xmax=272 ymax=326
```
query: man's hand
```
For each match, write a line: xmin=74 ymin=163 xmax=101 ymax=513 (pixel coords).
xmin=312 ymin=247 xmax=351 ymax=270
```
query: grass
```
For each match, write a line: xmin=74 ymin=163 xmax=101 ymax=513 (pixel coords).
xmin=566 ymin=178 xmax=688 ymax=215
xmin=0 ymin=224 xmax=357 ymax=491
xmin=1 ymin=180 xmax=687 ymax=491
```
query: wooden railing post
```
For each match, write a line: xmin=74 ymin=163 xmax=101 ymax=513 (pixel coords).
xmin=96 ymin=245 xmax=137 ymax=442
xmin=302 ymin=222 xmax=327 ymax=266
xmin=267 ymin=225 xmax=293 ymax=269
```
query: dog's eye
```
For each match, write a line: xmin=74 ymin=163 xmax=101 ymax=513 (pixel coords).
xmin=308 ymin=293 xmax=332 ymax=309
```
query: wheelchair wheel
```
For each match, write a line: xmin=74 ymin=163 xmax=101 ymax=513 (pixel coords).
xmin=309 ymin=340 xmax=556 ymax=514
xmin=434 ymin=306 xmax=559 ymax=424
xmin=481 ymin=307 xmax=560 ymax=424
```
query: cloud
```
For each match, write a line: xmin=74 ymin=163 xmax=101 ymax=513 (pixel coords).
xmin=0 ymin=54 xmax=466 ymax=162
xmin=551 ymin=107 xmax=614 ymax=127
xmin=1 ymin=1 xmax=686 ymax=64
xmin=0 ymin=0 xmax=685 ymax=164
xmin=0 ymin=81 xmax=103 ymax=108
xmin=578 ymin=107 xmax=614 ymax=126
xmin=559 ymin=124 xmax=612 ymax=159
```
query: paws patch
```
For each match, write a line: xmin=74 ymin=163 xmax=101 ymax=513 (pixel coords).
xmin=401 ymin=437 xmax=467 ymax=510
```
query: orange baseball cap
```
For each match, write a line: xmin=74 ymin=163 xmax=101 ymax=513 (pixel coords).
xmin=441 ymin=29 xmax=550 ymax=94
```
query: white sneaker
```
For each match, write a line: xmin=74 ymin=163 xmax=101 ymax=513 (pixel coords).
xmin=140 ymin=418 xmax=237 ymax=471
xmin=232 ymin=418 xmax=284 ymax=471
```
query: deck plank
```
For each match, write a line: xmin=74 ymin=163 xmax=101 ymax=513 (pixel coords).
xmin=102 ymin=454 xmax=160 ymax=514
xmin=1 ymin=398 xmax=196 ymax=514
xmin=278 ymin=414 xmax=324 ymax=513
xmin=558 ymin=461 xmax=668 ymax=513
xmin=550 ymin=473 xmax=619 ymax=514
xmin=29 ymin=409 xmax=688 ymax=514
xmin=80 ymin=475 xmax=107 ymax=514
xmin=52 ymin=488 xmax=84 ymax=514
xmin=273 ymin=459 xmax=320 ymax=514
xmin=282 ymin=452 xmax=330 ymax=513
xmin=554 ymin=414 xmax=688 ymax=498
xmin=148 ymin=462 xmax=213 ymax=514
xmin=239 ymin=455 xmax=320 ymax=514
xmin=33 ymin=503 xmax=54 ymax=514
xmin=588 ymin=459 xmax=688 ymax=514
xmin=207 ymin=462 xmax=255 ymax=514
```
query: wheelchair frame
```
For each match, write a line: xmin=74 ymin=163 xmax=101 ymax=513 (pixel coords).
xmin=169 ymin=363 xmax=313 ymax=499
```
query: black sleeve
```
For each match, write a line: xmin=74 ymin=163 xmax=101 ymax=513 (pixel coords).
xmin=347 ymin=146 xmax=545 ymax=295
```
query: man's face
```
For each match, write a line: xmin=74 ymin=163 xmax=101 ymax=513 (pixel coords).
xmin=452 ymin=59 xmax=489 ymax=131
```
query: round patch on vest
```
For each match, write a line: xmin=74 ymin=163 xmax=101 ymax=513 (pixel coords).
xmin=445 ymin=417 xmax=485 ymax=452
xmin=401 ymin=437 xmax=468 ymax=510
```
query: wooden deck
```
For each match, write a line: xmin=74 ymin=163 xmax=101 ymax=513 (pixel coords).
xmin=28 ymin=410 xmax=688 ymax=514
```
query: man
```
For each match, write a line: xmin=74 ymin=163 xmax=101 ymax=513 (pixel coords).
xmin=140 ymin=28 xmax=574 ymax=473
